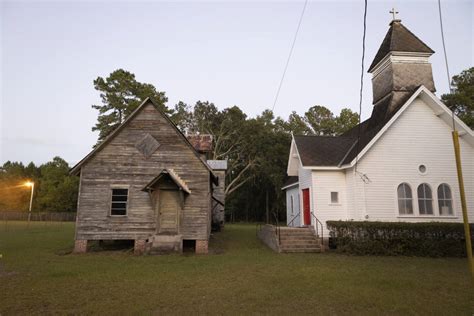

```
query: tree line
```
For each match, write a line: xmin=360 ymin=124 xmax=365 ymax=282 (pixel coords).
xmin=0 ymin=157 xmax=78 ymax=213
xmin=1 ymin=67 xmax=472 ymax=220
xmin=89 ymin=69 xmax=360 ymax=221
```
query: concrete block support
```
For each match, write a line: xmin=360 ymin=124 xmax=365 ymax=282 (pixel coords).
xmin=134 ymin=239 xmax=146 ymax=255
xmin=257 ymin=225 xmax=280 ymax=252
xmin=74 ymin=239 xmax=88 ymax=253
xmin=195 ymin=240 xmax=208 ymax=254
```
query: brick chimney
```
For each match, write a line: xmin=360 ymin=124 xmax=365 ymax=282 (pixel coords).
xmin=187 ymin=134 xmax=213 ymax=159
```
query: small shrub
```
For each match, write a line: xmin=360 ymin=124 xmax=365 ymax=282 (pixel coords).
xmin=327 ymin=221 xmax=474 ymax=257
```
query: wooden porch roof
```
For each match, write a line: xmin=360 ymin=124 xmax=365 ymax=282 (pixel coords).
xmin=142 ymin=168 xmax=191 ymax=194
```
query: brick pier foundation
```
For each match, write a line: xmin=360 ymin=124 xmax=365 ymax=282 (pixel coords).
xmin=74 ymin=240 xmax=88 ymax=253
xmin=134 ymin=239 xmax=146 ymax=255
xmin=195 ymin=240 xmax=208 ymax=254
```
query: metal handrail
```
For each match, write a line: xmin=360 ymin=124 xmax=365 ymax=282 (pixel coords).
xmin=310 ymin=212 xmax=324 ymax=241
xmin=272 ymin=211 xmax=281 ymax=245
xmin=287 ymin=213 xmax=300 ymax=227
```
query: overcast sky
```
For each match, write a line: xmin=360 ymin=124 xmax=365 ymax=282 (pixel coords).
xmin=1 ymin=0 xmax=472 ymax=166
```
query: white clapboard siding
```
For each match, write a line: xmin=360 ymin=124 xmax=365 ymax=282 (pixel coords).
xmin=298 ymin=164 xmax=312 ymax=191
xmin=311 ymin=170 xmax=348 ymax=236
xmin=348 ymin=96 xmax=474 ymax=222
xmin=286 ymin=186 xmax=301 ymax=227
xmin=298 ymin=165 xmax=312 ymax=217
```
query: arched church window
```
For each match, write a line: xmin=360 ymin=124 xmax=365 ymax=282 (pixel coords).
xmin=397 ymin=183 xmax=413 ymax=215
xmin=438 ymin=184 xmax=453 ymax=215
xmin=417 ymin=183 xmax=433 ymax=215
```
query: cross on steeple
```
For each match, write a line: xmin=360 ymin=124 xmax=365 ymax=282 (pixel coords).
xmin=389 ymin=7 xmax=399 ymax=20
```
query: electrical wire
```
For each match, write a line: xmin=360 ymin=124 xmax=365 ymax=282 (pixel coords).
xmin=354 ymin=0 xmax=368 ymax=174
xmin=437 ymin=0 xmax=456 ymax=130
xmin=271 ymin=0 xmax=309 ymax=112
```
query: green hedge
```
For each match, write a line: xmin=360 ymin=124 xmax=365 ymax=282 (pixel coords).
xmin=327 ymin=221 xmax=474 ymax=257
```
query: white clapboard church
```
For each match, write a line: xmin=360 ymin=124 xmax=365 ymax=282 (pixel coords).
xmin=283 ymin=18 xmax=474 ymax=236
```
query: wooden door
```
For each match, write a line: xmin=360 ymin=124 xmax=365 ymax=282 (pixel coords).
xmin=158 ymin=190 xmax=180 ymax=234
xmin=302 ymin=188 xmax=311 ymax=225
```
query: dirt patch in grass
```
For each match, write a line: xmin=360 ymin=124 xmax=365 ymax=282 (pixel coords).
xmin=0 ymin=270 xmax=18 ymax=278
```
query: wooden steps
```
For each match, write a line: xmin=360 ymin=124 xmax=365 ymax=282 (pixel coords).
xmin=278 ymin=227 xmax=322 ymax=253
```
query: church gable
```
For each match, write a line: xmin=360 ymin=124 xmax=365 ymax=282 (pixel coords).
xmin=353 ymin=87 xmax=474 ymax=166
xmin=351 ymin=93 xmax=474 ymax=220
xmin=366 ymin=95 xmax=468 ymax=159
xmin=92 ymin=102 xmax=196 ymax=166
xmin=71 ymin=98 xmax=213 ymax=176
xmin=287 ymin=139 xmax=301 ymax=175
xmin=342 ymin=88 xmax=474 ymax=167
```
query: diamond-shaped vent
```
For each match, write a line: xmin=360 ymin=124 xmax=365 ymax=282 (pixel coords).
xmin=135 ymin=133 xmax=160 ymax=158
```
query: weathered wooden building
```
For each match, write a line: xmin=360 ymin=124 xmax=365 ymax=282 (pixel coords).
xmin=207 ymin=159 xmax=227 ymax=230
xmin=186 ymin=136 xmax=227 ymax=230
xmin=70 ymin=98 xmax=225 ymax=254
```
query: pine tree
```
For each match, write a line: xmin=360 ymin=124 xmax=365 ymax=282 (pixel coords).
xmin=91 ymin=69 xmax=170 ymax=144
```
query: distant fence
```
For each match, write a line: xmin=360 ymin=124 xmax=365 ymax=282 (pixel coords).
xmin=0 ymin=211 xmax=76 ymax=222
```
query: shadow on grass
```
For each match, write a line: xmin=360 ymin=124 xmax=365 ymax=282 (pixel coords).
xmin=87 ymin=240 xmax=135 ymax=253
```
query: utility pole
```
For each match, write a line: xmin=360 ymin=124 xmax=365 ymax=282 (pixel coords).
xmin=452 ymin=131 xmax=473 ymax=282
xmin=437 ymin=0 xmax=473 ymax=282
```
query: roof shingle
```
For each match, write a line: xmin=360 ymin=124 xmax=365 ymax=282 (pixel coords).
xmin=294 ymin=135 xmax=356 ymax=167
xmin=368 ymin=20 xmax=434 ymax=72
xmin=282 ymin=176 xmax=299 ymax=188
xmin=294 ymin=89 xmax=417 ymax=167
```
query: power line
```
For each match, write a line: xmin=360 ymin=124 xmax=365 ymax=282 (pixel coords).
xmin=437 ymin=0 xmax=456 ymax=130
xmin=271 ymin=0 xmax=308 ymax=112
xmin=354 ymin=0 xmax=368 ymax=174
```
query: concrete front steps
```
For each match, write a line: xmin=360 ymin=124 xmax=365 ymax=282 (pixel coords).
xmin=278 ymin=227 xmax=322 ymax=253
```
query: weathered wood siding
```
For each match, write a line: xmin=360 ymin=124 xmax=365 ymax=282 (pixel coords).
xmin=76 ymin=102 xmax=211 ymax=240
xmin=211 ymin=170 xmax=225 ymax=226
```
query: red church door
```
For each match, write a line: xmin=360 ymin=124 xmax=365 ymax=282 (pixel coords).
xmin=302 ymin=189 xmax=311 ymax=225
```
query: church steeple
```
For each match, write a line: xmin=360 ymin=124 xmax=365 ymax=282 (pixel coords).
xmin=368 ymin=19 xmax=434 ymax=73
xmin=368 ymin=19 xmax=436 ymax=117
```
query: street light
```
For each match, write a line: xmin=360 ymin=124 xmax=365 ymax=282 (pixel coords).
xmin=24 ymin=181 xmax=34 ymax=222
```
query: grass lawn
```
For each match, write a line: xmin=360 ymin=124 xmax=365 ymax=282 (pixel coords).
xmin=0 ymin=221 xmax=473 ymax=315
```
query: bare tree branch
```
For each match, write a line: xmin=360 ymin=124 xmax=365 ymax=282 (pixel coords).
xmin=225 ymin=176 xmax=253 ymax=196
xmin=225 ymin=160 xmax=254 ymax=195
xmin=215 ymin=142 xmax=239 ymax=160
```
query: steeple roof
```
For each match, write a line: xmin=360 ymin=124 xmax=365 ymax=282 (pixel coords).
xmin=368 ymin=20 xmax=434 ymax=72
